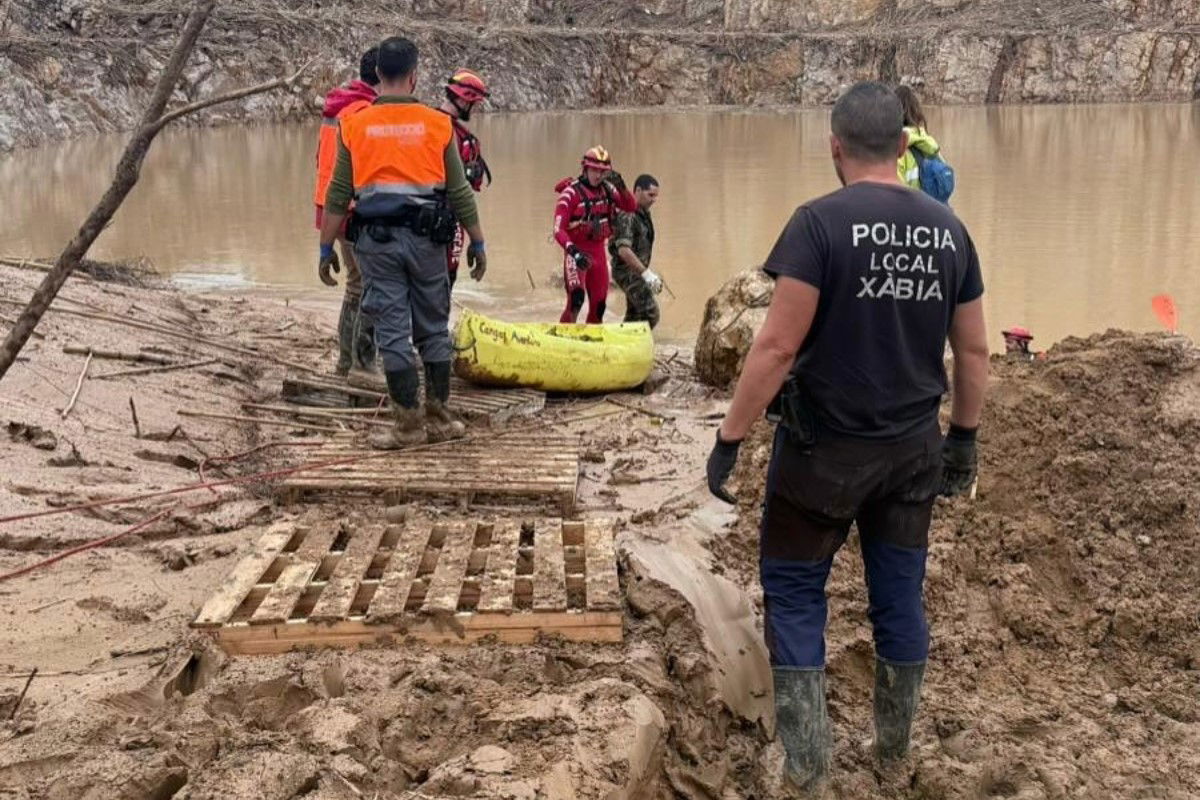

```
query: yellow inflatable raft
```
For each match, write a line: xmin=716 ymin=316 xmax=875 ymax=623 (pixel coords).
xmin=452 ymin=309 xmax=654 ymax=392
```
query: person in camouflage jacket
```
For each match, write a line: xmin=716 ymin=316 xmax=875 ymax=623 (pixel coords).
xmin=609 ymin=174 xmax=664 ymax=329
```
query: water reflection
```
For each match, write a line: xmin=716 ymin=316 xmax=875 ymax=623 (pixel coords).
xmin=0 ymin=103 xmax=1197 ymax=346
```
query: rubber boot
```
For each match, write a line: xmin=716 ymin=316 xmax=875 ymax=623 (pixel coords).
xmin=873 ymin=659 xmax=925 ymax=762
xmin=333 ymin=296 xmax=356 ymax=377
xmin=368 ymin=368 xmax=425 ymax=449
xmin=773 ymin=668 xmax=831 ymax=794
xmin=352 ymin=302 xmax=377 ymax=372
xmin=424 ymin=361 xmax=465 ymax=442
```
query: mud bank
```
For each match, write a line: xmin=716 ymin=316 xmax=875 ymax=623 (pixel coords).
xmin=1 ymin=0 xmax=1197 ymax=151
xmin=0 ymin=259 xmax=1197 ymax=797
xmin=717 ymin=330 xmax=1200 ymax=798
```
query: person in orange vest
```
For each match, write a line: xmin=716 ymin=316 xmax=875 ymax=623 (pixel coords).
xmin=438 ymin=69 xmax=491 ymax=291
xmin=552 ymin=146 xmax=637 ymax=324
xmin=319 ymin=36 xmax=487 ymax=449
xmin=314 ymin=47 xmax=380 ymax=377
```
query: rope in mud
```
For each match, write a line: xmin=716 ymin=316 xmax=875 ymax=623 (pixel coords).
xmin=0 ymin=505 xmax=178 ymax=583
xmin=0 ymin=405 xmax=622 ymax=528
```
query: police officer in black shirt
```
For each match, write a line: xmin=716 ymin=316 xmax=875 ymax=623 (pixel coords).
xmin=706 ymin=81 xmax=990 ymax=791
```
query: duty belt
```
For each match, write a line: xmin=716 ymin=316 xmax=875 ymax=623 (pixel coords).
xmin=348 ymin=203 xmax=457 ymax=245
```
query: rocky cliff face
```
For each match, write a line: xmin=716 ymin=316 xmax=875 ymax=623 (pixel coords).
xmin=0 ymin=0 xmax=1196 ymax=151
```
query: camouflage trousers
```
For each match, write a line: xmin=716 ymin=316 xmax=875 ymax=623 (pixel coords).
xmin=611 ymin=261 xmax=660 ymax=330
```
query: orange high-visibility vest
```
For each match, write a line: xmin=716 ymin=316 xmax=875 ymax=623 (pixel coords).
xmin=339 ymin=102 xmax=453 ymax=218
xmin=313 ymin=99 xmax=372 ymax=207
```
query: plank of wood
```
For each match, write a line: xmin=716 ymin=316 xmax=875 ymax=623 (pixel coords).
xmin=422 ymin=522 xmax=475 ymax=614
xmin=249 ymin=562 xmax=319 ymax=625
xmin=295 ymin=524 xmax=342 ymax=558
xmin=367 ymin=522 xmax=432 ymax=622
xmin=278 ymin=478 xmax=570 ymax=494
xmin=477 ymin=520 xmax=521 ymax=613
xmin=285 ymin=465 xmax=576 ymax=484
xmin=191 ymin=525 xmax=294 ymax=627
xmin=279 ymin=472 xmax=574 ymax=488
xmin=212 ymin=611 xmax=624 ymax=654
xmin=532 ymin=519 xmax=567 ymax=613
xmin=345 ymin=523 xmax=387 ymax=557
xmin=241 ymin=403 xmax=392 ymax=428
xmin=288 ymin=455 xmax=578 ymax=474
xmin=178 ymin=409 xmax=342 ymax=433
xmin=307 ymin=555 xmax=370 ymax=623
xmin=584 ymin=518 xmax=621 ymax=612
xmin=62 ymin=345 xmax=175 ymax=365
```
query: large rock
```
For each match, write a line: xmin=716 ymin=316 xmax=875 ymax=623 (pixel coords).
xmin=695 ymin=268 xmax=774 ymax=389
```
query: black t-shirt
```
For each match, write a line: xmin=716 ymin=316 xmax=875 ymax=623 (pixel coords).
xmin=763 ymin=182 xmax=984 ymax=440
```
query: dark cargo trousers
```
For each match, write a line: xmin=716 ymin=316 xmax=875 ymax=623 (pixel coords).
xmin=611 ymin=261 xmax=661 ymax=329
xmin=354 ymin=226 xmax=452 ymax=373
xmin=760 ymin=423 xmax=943 ymax=669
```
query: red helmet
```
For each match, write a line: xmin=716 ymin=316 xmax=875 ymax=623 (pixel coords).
xmin=1003 ymin=326 xmax=1033 ymax=341
xmin=447 ymin=69 xmax=489 ymax=103
xmin=581 ymin=145 xmax=612 ymax=171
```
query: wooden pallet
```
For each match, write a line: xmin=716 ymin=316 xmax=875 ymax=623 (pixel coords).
xmin=282 ymin=374 xmax=544 ymax=423
xmin=191 ymin=518 xmax=622 ymax=654
xmin=276 ymin=432 xmax=580 ymax=512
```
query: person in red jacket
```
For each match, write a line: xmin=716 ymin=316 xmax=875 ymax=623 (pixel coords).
xmin=314 ymin=47 xmax=379 ymax=376
xmin=553 ymin=146 xmax=637 ymax=324
xmin=438 ymin=69 xmax=492 ymax=291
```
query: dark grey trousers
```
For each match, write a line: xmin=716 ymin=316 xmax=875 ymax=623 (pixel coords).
xmin=355 ymin=226 xmax=452 ymax=373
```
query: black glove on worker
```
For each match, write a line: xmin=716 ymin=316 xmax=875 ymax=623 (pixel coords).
xmin=706 ymin=430 xmax=742 ymax=504
xmin=567 ymin=245 xmax=592 ymax=271
xmin=940 ymin=424 xmax=978 ymax=497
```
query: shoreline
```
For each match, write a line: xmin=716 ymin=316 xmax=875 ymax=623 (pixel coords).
xmin=1 ymin=263 xmax=1198 ymax=797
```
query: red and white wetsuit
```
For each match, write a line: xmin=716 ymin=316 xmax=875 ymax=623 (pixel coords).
xmin=552 ymin=176 xmax=636 ymax=323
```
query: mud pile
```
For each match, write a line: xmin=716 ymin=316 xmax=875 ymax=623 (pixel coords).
xmin=1 ymin=249 xmax=1196 ymax=799
xmin=0 ymin=579 xmax=772 ymax=799
xmin=718 ymin=330 xmax=1200 ymax=797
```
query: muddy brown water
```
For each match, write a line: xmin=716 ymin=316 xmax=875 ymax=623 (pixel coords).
xmin=1 ymin=103 xmax=1197 ymax=347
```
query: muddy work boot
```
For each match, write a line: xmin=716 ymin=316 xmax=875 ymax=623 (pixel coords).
xmin=774 ymin=668 xmax=831 ymax=794
xmin=424 ymin=361 xmax=465 ymax=442
xmin=352 ymin=309 xmax=377 ymax=372
xmin=873 ymin=659 xmax=925 ymax=762
xmin=367 ymin=367 xmax=424 ymax=449
xmin=368 ymin=405 xmax=426 ymax=450
xmin=333 ymin=296 xmax=357 ymax=376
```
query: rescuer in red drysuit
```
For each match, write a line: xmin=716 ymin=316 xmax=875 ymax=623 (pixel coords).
xmin=439 ymin=69 xmax=492 ymax=290
xmin=552 ymin=146 xmax=637 ymax=323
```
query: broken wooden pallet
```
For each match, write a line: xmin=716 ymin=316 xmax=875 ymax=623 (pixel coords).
xmin=191 ymin=517 xmax=622 ymax=654
xmin=282 ymin=373 xmax=544 ymax=423
xmin=276 ymin=431 xmax=580 ymax=512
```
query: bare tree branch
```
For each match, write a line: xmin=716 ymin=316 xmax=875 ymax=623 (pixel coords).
xmin=0 ymin=0 xmax=304 ymax=382
xmin=152 ymin=59 xmax=312 ymax=132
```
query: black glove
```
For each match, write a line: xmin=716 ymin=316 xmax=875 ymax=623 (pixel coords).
xmin=940 ymin=424 xmax=978 ymax=497
xmin=567 ymin=245 xmax=592 ymax=271
xmin=706 ymin=429 xmax=742 ymax=504
xmin=606 ymin=170 xmax=627 ymax=193
xmin=467 ymin=241 xmax=487 ymax=281
xmin=318 ymin=244 xmax=341 ymax=287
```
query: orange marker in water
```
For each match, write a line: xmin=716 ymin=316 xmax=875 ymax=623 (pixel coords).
xmin=1151 ymin=294 xmax=1178 ymax=334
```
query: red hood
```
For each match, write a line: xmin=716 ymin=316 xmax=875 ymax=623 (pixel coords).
xmin=322 ymin=80 xmax=377 ymax=118
xmin=554 ymin=177 xmax=574 ymax=193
